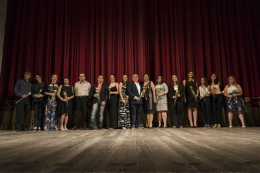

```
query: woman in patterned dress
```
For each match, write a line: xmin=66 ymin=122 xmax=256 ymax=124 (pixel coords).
xmin=223 ymin=76 xmax=247 ymax=128
xmin=118 ymin=74 xmax=130 ymax=129
xmin=143 ymin=73 xmax=156 ymax=128
xmin=155 ymin=75 xmax=168 ymax=128
xmin=43 ymin=74 xmax=60 ymax=131
xmin=183 ymin=71 xmax=199 ymax=128
xmin=57 ymin=77 xmax=74 ymax=130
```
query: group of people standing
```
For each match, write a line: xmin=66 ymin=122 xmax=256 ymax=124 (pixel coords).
xmin=14 ymin=71 xmax=248 ymax=131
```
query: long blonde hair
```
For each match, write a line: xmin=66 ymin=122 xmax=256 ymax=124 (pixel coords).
xmin=227 ymin=76 xmax=238 ymax=87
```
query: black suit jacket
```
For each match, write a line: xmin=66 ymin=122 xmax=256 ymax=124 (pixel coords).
xmin=90 ymin=83 xmax=108 ymax=104
xmin=128 ymin=81 xmax=143 ymax=104
xmin=168 ymin=83 xmax=185 ymax=102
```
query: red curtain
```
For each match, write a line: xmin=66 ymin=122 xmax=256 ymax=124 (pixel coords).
xmin=1 ymin=0 xmax=260 ymax=101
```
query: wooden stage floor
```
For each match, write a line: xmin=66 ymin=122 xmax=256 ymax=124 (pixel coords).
xmin=0 ymin=127 xmax=260 ymax=172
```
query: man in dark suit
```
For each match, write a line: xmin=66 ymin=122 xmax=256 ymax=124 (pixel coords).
xmin=14 ymin=71 xmax=32 ymax=131
xmin=88 ymin=75 xmax=108 ymax=130
xmin=128 ymin=73 xmax=144 ymax=129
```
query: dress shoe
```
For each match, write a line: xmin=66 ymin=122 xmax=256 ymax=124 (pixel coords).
xmin=98 ymin=126 xmax=102 ymax=130
xmin=71 ymin=126 xmax=79 ymax=130
xmin=88 ymin=127 xmax=94 ymax=130
xmin=16 ymin=129 xmax=22 ymax=132
xmin=22 ymin=128 xmax=28 ymax=131
xmin=138 ymin=125 xmax=144 ymax=129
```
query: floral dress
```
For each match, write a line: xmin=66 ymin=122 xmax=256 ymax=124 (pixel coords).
xmin=44 ymin=83 xmax=60 ymax=131
xmin=155 ymin=83 xmax=168 ymax=111
xmin=226 ymin=85 xmax=248 ymax=113
xmin=118 ymin=83 xmax=131 ymax=128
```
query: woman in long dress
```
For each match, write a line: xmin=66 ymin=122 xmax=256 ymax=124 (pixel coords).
xmin=108 ymin=75 xmax=119 ymax=129
xmin=43 ymin=74 xmax=60 ymax=131
xmin=118 ymin=74 xmax=131 ymax=129
xmin=155 ymin=75 xmax=168 ymax=128
xmin=57 ymin=77 xmax=74 ymax=130
xmin=143 ymin=73 xmax=156 ymax=128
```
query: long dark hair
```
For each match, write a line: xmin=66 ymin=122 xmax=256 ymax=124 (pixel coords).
xmin=201 ymin=77 xmax=208 ymax=88
xmin=63 ymin=77 xmax=70 ymax=85
xmin=186 ymin=71 xmax=197 ymax=83
xmin=121 ymin=74 xmax=128 ymax=85
xmin=208 ymin=73 xmax=220 ymax=85
xmin=170 ymin=74 xmax=180 ymax=86
xmin=155 ymin=75 xmax=164 ymax=85
xmin=34 ymin=74 xmax=44 ymax=84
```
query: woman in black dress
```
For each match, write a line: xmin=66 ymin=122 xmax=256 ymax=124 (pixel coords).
xmin=143 ymin=73 xmax=156 ymax=128
xmin=108 ymin=75 xmax=119 ymax=129
xmin=31 ymin=74 xmax=45 ymax=131
xmin=57 ymin=77 xmax=74 ymax=130
xmin=183 ymin=71 xmax=199 ymax=128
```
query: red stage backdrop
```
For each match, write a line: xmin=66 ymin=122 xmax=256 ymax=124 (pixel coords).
xmin=1 ymin=0 xmax=260 ymax=102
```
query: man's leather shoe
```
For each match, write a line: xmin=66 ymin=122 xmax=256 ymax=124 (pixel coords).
xmin=98 ymin=126 xmax=102 ymax=130
xmin=16 ymin=129 xmax=22 ymax=132
xmin=87 ymin=127 xmax=94 ymax=130
xmin=22 ymin=128 xmax=28 ymax=131
xmin=71 ymin=126 xmax=79 ymax=130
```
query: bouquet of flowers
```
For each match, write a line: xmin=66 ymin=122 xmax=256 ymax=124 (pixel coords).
xmin=190 ymin=86 xmax=197 ymax=102
xmin=156 ymin=87 xmax=160 ymax=98
xmin=108 ymin=87 xmax=111 ymax=100
xmin=174 ymin=90 xmax=179 ymax=105
xmin=228 ymin=89 xmax=239 ymax=103
xmin=16 ymin=91 xmax=32 ymax=104
xmin=124 ymin=95 xmax=129 ymax=108
xmin=33 ymin=88 xmax=43 ymax=103
xmin=63 ymin=91 xmax=68 ymax=106
xmin=52 ymin=90 xmax=57 ymax=100
xmin=138 ymin=87 xmax=146 ymax=102
xmin=96 ymin=88 xmax=100 ymax=102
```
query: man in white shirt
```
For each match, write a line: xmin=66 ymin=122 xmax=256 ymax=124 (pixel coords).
xmin=71 ymin=73 xmax=91 ymax=130
xmin=128 ymin=73 xmax=144 ymax=129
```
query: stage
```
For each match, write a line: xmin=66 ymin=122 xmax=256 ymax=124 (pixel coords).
xmin=0 ymin=127 xmax=259 ymax=172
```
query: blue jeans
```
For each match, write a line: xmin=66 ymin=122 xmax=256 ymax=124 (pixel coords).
xmin=90 ymin=102 xmax=106 ymax=128
xmin=199 ymin=97 xmax=211 ymax=125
